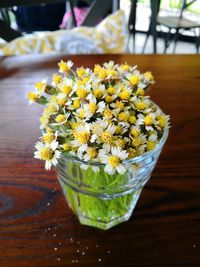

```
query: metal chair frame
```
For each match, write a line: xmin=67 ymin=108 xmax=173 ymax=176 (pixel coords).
xmin=142 ymin=0 xmax=200 ymax=54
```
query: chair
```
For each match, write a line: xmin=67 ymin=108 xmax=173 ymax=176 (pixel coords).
xmin=128 ymin=0 xmax=160 ymax=54
xmin=143 ymin=0 xmax=200 ymax=54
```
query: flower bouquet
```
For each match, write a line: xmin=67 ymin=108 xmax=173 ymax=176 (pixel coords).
xmin=27 ymin=60 xmax=169 ymax=230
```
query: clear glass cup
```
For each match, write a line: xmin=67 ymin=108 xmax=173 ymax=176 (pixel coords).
xmin=56 ymin=126 xmax=169 ymax=230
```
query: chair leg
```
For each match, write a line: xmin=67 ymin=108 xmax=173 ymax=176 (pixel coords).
xmin=128 ymin=31 xmax=135 ymax=53
xmin=164 ymin=28 xmax=171 ymax=53
xmin=173 ymin=28 xmax=180 ymax=54
xmin=195 ymin=28 xmax=200 ymax=54
xmin=142 ymin=31 xmax=150 ymax=54
xmin=132 ymin=31 xmax=136 ymax=53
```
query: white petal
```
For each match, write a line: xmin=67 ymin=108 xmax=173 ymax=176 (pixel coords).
xmin=116 ymin=164 xmax=126 ymax=174
xmin=50 ymin=141 xmax=58 ymax=151
xmin=105 ymin=164 xmax=115 ymax=175
xmin=90 ymin=134 xmax=97 ymax=143
xmin=45 ymin=161 xmax=52 ymax=170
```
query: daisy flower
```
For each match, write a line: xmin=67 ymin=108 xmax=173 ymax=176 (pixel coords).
xmin=58 ymin=77 xmax=73 ymax=96
xmin=71 ymin=123 xmax=91 ymax=154
xmin=136 ymin=113 xmax=156 ymax=131
xmin=34 ymin=78 xmax=47 ymax=95
xmin=83 ymin=94 xmax=105 ymax=118
xmin=92 ymin=120 xmax=116 ymax=145
xmin=101 ymin=146 xmax=128 ymax=175
xmin=58 ymin=60 xmax=73 ymax=74
xmin=34 ymin=140 xmax=61 ymax=170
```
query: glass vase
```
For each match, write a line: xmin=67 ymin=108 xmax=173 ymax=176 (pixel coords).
xmin=55 ymin=127 xmax=168 ymax=230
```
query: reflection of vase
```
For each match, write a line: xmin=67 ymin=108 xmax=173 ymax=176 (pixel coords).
xmin=56 ymin=127 xmax=168 ymax=230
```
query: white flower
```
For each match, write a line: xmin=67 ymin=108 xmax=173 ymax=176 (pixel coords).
xmin=91 ymin=120 xmax=115 ymax=146
xmin=83 ymin=94 xmax=106 ymax=118
xmin=71 ymin=123 xmax=91 ymax=153
xmin=34 ymin=78 xmax=47 ymax=95
xmin=103 ymin=61 xmax=117 ymax=70
xmin=136 ymin=113 xmax=156 ymax=131
xmin=132 ymin=98 xmax=151 ymax=113
xmin=34 ymin=140 xmax=61 ymax=170
xmin=58 ymin=60 xmax=73 ymax=73
xmin=101 ymin=147 xmax=128 ymax=175
xmin=58 ymin=77 xmax=73 ymax=95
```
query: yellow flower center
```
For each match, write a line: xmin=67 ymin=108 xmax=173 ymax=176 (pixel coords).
xmin=132 ymin=138 xmax=142 ymax=147
xmin=98 ymin=69 xmax=107 ymax=79
xmin=118 ymin=112 xmax=129 ymax=122
xmin=42 ymin=133 xmax=55 ymax=144
xmin=73 ymin=99 xmax=80 ymax=109
xmin=94 ymin=65 xmax=101 ymax=74
xmin=82 ymin=77 xmax=89 ymax=84
xmin=58 ymin=60 xmax=69 ymax=73
xmin=46 ymin=127 xmax=53 ymax=134
xmin=136 ymin=88 xmax=145 ymax=96
xmin=55 ymin=114 xmax=66 ymax=123
xmin=57 ymin=97 xmax=66 ymax=107
xmin=107 ymin=86 xmax=116 ymax=95
xmin=87 ymin=147 xmax=97 ymax=159
xmin=115 ymin=101 xmax=124 ymax=110
xmin=157 ymin=115 xmax=166 ymax=128
xmin=106 ymin=69 xmax=116 ymax=77
xmin=76 ymin=88 xmax=88 ymax=98
xmin=146 ymin=140 xmax=156 ymax=151
xmin=88 ymin=102 xmax=97 ymax=114
xmin=108 ymin=156 xmax=120 ymax=167
xmin=121 ymin=64 xmax=130 ymax=71
xmin=47 ymin=104 xmax=57 ymax=114
xmin=63 ymin=143 xmax=71 ymax=151
xmin=105 ymin=95 xmax=113 ymax=103
xmin=53 ymin=74 xmax=62 ymax=84
xmin=75 ymin=131 xmax=90 ymax=144
xmin=130 ymin=128 xmax=140 ymax=138
xmin=135 ymin=101 xmax=146 ymax=110
xmin=116 ymin=139 xmax=126 ymax=148
xmin=129 ymin=115 xmax=136 ymax=124
xmin=40 ymin=115 xmax=49 ymax=126
xmin=101 ymin=131 xmax=112 ymax=143
xmin=27 ymin=92 xmax=38 ymax=102
xmin=119 ymin=90 xmax=131 ymax=100
xmin=144 ymin=71 xmax=154 ymax=81
xmin=144 ymin=115 xmax=154 ymax=125
xmin=128 ymin=148 xmax=137 ymax=158
xmin=62 ymin=85 xmax=71 ymax=95
xmin=40 ymin=147 xmax=53 ymax=160
xmin=103 ymin=109 xmax=113 ymax=118
xmin=77 ymin=68 xmax=86 ymax=77
xmin=130 ymin=75 xmax=140 ymax=86
xmin=70 ymin=122 xmax=79 ymax=130
xmin=35 ymin=82 xmax=44 ymax=92
xmin=93 ymin=89 xmax=103 ymax=99
xmin=115 ymin=125 xmax=122 ymax=134
xmin=79 ymin=110 xmax=85 ymax=119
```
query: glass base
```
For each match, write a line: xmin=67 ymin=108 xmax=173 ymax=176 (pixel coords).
xmin=59 ymin=178 xmax=142 ymax=230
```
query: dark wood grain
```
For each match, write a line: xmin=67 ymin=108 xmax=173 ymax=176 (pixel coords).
xmin=0 ymin=54 xmax=200 ymax=267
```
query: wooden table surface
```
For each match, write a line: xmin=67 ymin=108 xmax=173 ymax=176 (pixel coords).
xmin=0 ymin=54 xmax=200 ymax=267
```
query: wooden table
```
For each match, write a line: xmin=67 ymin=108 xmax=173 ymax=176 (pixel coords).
xmin=0 ymin=54 xmax=200 ymax=267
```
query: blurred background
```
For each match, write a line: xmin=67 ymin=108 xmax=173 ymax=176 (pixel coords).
xmin=0 ymin=0 xmax=199 ymax=55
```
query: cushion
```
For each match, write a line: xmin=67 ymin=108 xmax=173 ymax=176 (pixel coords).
xmin=0 ymin=10 xmax=127 ymax=56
